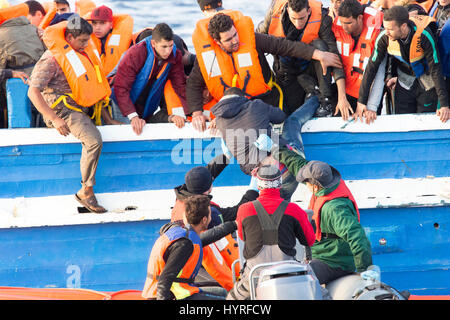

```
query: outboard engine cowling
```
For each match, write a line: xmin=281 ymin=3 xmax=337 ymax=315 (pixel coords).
xmin=326 ymin=274 xmax=408 ymax=300
xmin=251 ymin=261 xmax=323 ymax=300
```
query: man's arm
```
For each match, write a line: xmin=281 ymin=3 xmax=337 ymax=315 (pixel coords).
xmin=358 ymin=31 xmax=389 ymax=106
xmin=420 ymin=27 xmax=449 ymax=122
xmin=200 ymin=221 xmax=237 ymax=246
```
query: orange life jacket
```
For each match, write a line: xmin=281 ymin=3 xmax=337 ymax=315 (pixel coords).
xmin=142 ymin=224 xmax=202 ymax=300
xmin=412 ymin=0 xmax=436 ymax=13
xmin=267 ymin=0 xmax=322 ymax=44
xmin=0 ymin=3 xmax=28 ymax=25
xmin=202 ymin=233 xmax=240 ymax=291
xmin=75 ymin=0 xmax=97 ymax=17
xmin=39 ymin=2 xmax=56 ymax=30
xmin=309 ymin=180 xmax=360 ymax=242
xmin=171 ymin=198 xmax=240 ymax=289
xmin=163 ymin=79 xmax=186 ymax=118
xmin=387 ymin=15 xmax=436 ymax=78
xmin=43 ymin=21 xmax=111 ymax=107
xmin=192 ymin=10 xmax=270 ymax=102
xmin=91 ymin=14 xmax=134 ymax=75
xmin=333 ymin=6 xmax=383 ymax=98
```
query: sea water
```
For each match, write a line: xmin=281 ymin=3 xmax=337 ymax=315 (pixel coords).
xmin=10 ymin=0 xmax=332 ymax=51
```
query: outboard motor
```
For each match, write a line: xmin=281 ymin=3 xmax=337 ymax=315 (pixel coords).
xmin=250 ymin=261 xmax=323 ymax=300
xmin=326 ymin=274 xmax=409 ymax=300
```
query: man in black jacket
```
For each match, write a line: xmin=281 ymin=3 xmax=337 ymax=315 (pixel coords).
xmin=187 ymin=11 xmax=342 ymax=131
xmin=257 ymin=0 xmax=350 ymax=118
xmin=358 ymin=6 xmax=449 ymax=122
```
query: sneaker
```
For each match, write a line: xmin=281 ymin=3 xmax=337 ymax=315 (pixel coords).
xmin=297 ymin=74 xmax=319 ymax=97
xmin=315 ymin=98 xmax=334 ymax=117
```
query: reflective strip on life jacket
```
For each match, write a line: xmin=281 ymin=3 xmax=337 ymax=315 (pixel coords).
xmin=309 ymin=180 xmax=360 ymax=242
xmin=43 ymin=21 xmax=111 ymax=107
xmin=333 ymin=6 xmax=382 ymax=98
xmin=192 ymin=10 xmax=270 ymax=102
xmin=142 ymin=225 xmax=202 ymax=300
xmin=0 ymin=3 xmax=28 ymax=25
xmin=91 ymin=14 xmax=134 ymax=75
xmin=267 ymin=0 xmax=322 ymax=44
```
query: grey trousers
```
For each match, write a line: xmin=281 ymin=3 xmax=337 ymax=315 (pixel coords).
xmin=45 ymin=104 xmax=103 ymax=188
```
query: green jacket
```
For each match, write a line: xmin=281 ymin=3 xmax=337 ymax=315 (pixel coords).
xmin=278 ymin=147 xmax=373 ymax=272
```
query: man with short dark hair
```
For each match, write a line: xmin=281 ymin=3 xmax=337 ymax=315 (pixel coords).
xmin=257 ymin=0 xmax=349 ymax=118
xmin=28 ymin=16 xmax=110 ymax=213
xmin=142 ymin=194 xmax=237 ymax=300
xmin=188 ymin=11 xmax=343 ymax=131
xmin=113 ymin=22 xmax=188 ymax=134
xmin=54 ymin=0 xmax=70 ymax=14
xmin=197 ymin=0 xmax=225 ymax=17
xmin=358 ymin=6 xmax=449 ymax=122
xmin=332 ymin=0 xmax=385 ymax=123
xmin=25 ymin=0 xmax=46 ymax=27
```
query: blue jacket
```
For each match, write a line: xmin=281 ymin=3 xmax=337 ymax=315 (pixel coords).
xmin=129 ymin=36 xmax=177 ymax=118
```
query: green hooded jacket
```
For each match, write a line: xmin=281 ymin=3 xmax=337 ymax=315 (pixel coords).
xmin=278 ymin=147 xmax=373 ymax=272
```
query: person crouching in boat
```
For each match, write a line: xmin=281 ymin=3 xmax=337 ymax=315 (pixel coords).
xmin=171 ymin=165 xmax=259 ymax=292
xmin=227 ymin=165 xmax=315 ymax=300
xmin=28 ymin=15 xmax=111 ymax=214
xmin=113 ymin=23 xmax=188 ymax=135
xmin=142 ymin=195 xmax=236 ymax=300
xmin=281 ymin=155 xmax=373 ymax=285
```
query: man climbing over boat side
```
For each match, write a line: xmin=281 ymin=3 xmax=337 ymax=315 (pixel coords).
xmin=281 ymin=155 xmax=373 ymax=285
xmin=28 ymin=15 xmax=110 ymax=214
xmin=113 ymin=23 xmax=188 ymax=135
xmin=187 ymin=10 xmax=343 ymax=132
xmin=171 ymin=164 xmax=259 ymax=292
xmin=212 ymin=87 xmax=309 ymax=201
xmin=256 ymin=0 xmax=349 ymax=118
xmin=358 ymin=6 xmax=450 ymax=122
xmin=142 ymin=194 xmax=236 ymax=300
xmin=227 ymin=164 xmax=315 ymax=300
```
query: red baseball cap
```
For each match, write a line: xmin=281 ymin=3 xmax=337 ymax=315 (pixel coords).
xmin=87 ymin=5 xmax=113 ymax=22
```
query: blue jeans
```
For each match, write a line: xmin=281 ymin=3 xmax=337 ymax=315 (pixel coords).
xmin=281 ymin=95 xmax=319 ymax=155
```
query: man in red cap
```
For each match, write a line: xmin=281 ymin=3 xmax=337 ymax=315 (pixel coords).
xmin=86 ymin=5 xmax=133 ymax=76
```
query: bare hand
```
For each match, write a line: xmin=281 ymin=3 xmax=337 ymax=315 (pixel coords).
xmin=12 ymin=70 xmax=29 ymax=84
xmin=169 ymin=115 xmax=186 ymax=128
xmin=191 ymin=111 xmax=208 ymax=132
xmin=315 ymin=51 xmax=343 ymax=76
xmin=353 ymin=102 xmax=367 ymax=123
xmin=386 ymin=77 xmax=397 ymax=90
xmin=53 ymin=117 xmax=70 ymax=136
xmin=130 ymin=116 xmax=146 ymax=135
xmin=437 ymin=106 xmax=450 ymax=123
xmin=334 ymin=98 xmax=354 ymax=121
xmin=208 ymin=118 xmax=217 ymax=135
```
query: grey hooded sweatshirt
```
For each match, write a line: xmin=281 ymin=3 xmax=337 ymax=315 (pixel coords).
xmin=211 ymin=95 xmax=287 ymax=175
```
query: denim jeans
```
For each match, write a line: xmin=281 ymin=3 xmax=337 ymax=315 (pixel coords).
xmin=281 ymin=95 xmax=319 ymax=156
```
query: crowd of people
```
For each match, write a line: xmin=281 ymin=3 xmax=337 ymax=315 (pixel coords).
xmin=0 ymin=0 xmax=449 ymax=300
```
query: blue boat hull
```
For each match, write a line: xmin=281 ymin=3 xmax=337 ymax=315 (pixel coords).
xmin=0 ymin=116 xmax=449 ymax=296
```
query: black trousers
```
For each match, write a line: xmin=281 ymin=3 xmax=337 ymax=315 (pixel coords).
xmin=309 ymin=259 xmax=354 ymax=285
xmin=394 ymin=80 xmax=438 ymax=114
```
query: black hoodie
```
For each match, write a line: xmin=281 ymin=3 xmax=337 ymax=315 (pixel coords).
xmin=211 ymin=95 xmax=287 ymax=175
